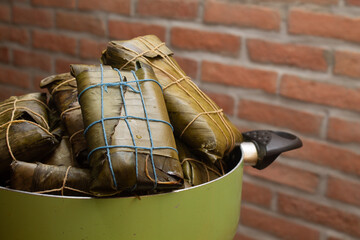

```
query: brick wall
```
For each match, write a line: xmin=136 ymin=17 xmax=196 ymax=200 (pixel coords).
xmin=1 ymin=0 xmax=360 ymax=239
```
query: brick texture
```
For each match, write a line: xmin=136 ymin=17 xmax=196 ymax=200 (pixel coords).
xmin=204 ymin=1 xmax=281 ymax=31
xmin=136 ymin=0 xmax=199 ymax=20
xmin=0 ymin=4 xmax=10 ymax=22
xmin=280 ymin=74 xmax=360 ymax=112
xmin=79 ymin=39 xmax=108 ymax=60
xmin=78 ymin=0 xmax=131 ymax=15
xmin=31 ymin=0 xmax=76 ymax=8
xmin=284 ymin=138 xmax=360 ymax=176
xmin=108 ymin=20 xmax=166 ymax=41
xmin=0 ymin=25 xmax=29 ymax=45
xmin=13 ymin=49 xmax=52 ymax=72
xmin=0 ymin=47 xmax=9 ymax=63
xmin=0 ymin=66 xmax=31 ymax=89
xmin=238 ymin=99 xmax=324 ymax=134
xmin=289 ymin=9 xmax=360 ymax=43
xmin=244 ymin=163 xmax=320 ymax=193
xmin=173 ymin=56 xmax=198 ymax=79
xmin=201 ymin=61 xmax=278 ymax=93
xmin=247 ymin=39 xmax=328 ymax=71
xmin=334 ymin=50 xmax=360 ymax=78
xmin=56 ymin=12 xmax=105 ymax=36
xmin=241 ymin=206 xmax=320 ymax=240
xmin=32 ymin=30 xmax=77 ymax=55
xmin=327 ymin=117 xmax=360 ymax=144
xmin=278 ymin=194 xmax=360 ymax=238
xmin=12 ymin=6 xmax=53 ymax=28
xmin=241 ymin=181 xmax=272 ymax=207
xmin=346 ymin=0 xmax=360 ymax=6
xmin=327 ymin=176 xmax=360 ymax=207
xmin=171 ymin=27 xmax=241 ymax=56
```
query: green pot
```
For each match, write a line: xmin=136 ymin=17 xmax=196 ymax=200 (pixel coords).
xmin=0 ymin=157 xmax=243 ymax=240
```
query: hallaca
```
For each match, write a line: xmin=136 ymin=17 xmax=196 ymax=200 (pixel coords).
xmin=40 ymin=73 xmax=88 ymax=167
xmin=71 ymin=62 xmax=183 ymax=196
xmin=0 ymin=93 xmax=58 ymax=184
xmin=101 ymin=35 xmax=243 ymax=164
xmin=43 ymin=136 xmax=78 ymax=167
xmin=11 ymin=161 xmax=91 ymax=196
xmin=176 ymin=139 xmax=222 ymax=187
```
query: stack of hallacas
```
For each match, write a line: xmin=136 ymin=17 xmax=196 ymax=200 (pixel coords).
xmin=1 ymin=34 xmax=242 ymax=197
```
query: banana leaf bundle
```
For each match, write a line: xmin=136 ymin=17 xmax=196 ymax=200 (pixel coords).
xmin=71 ymin=62 xmax=183 ymax=196
xmin=101 ymin=35 xmax=243 ymax=164
xmin=176 ymin=139 xmax=222 ymax=187
xmin=11 ymin=161 xmax=91 ymax=196
xmin=43 ymin=136 xmax=77 ymax=167
xmin=40 ymin=73 xmax=88 ymax=167
xmin=0 ymin=93 xmax=58 ymax=184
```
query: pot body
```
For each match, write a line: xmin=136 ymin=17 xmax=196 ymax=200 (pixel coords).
xmin=0 ymin=158 xmax=243 ymax=240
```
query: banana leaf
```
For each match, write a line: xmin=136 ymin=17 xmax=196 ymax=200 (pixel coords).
xmin=43 ymin=136 xmax=78 ymax=167
xmin=71 ymin=62 xmax=183 ymax=196
xmin=0 ymin=93 xmax=58 ymax=184
xmin=40 ymin=73 xmax=88 ymax=167
xmin=11 ymin=161 xmax=91 ymax=196
xmin=176 ymin=139 xmax=222 ymax=187
xmin=101 ymin=35 xmax=243 ymax=164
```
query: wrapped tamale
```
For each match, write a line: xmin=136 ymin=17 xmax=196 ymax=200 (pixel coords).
xmin=0 ymin=93 xmax=58 ymax=184
xmin=71 ymin=62 xmax=183 ymax=196
xmin=176 ymin=139 xmax=222 ymax=187
xmin=43 ymin=136 xmax=78 ymax=167
xmin=11 ymin=161 xmax=91 ymax=196
xmin=40 ymin=73 xmax=88 ymax=166
xmin=101 ymin=35 xmax=243 ymax=164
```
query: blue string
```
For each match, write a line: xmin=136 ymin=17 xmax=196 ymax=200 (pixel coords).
xmin=80 ymin=64 xmax=176 ymax=191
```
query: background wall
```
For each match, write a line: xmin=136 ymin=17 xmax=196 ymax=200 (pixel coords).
xmin=1 ymin=0 xmax=360 ymax=239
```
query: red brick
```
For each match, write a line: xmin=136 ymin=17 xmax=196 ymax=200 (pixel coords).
xmin=256 ymin=0 xmax=338 ymax=4
xmin=289 ymin=9 xmax=360 ymax=43
xmin=78 ymin=0 xmax=130 ymax=15
xmin=32 ymin=30 xmax=77 ymax=55
xmin=0 ymin=66 xmax=31 ymax=89
xmin=0 ymin=85 xmax=15 ymax=101
xmin=233 ymin=233 xmax=257 ymax=240
xmin=13 ymin=5 xmax=53 ymax=28
xmin=31 ymin=0 xmax=76 ymax=8
xmin=346 ymin=0 xmax=360 ymax=6
xmin=55 ymin=57 xmax=82 ymax=74
xmin=13 ymin=49 xmax=52 ymax=72
xmin=280 ymin=74 xmax=360 ymax=112
xmin=171 ymin=27 xmax=240 ymax=56
xmin=238 ymin=99 xmax=323 ymax=134
xmin=204 ymin=2 xmax=280 ymax=31
xmin=327 ymin=176 xmax=360 ymax=207
xmin=334 ymin=50 xmax=360 ymax=78
xmin=0 ymin=47 xmax=9 ymax=63
xmin=326 ymin=236 xmax=343 ymax=240
xmin=327 ymin=117 xmax=360 ymax=144
xmin=79 ymin=39 xmax=107 ymax=60
xmin=56 ymin=12 xmax=105 ymax=36
xmin=204 ymin=92 xmax=235 ymax=116
xmin=108 ymin=20 xmax=166 ymax=41
xmin=247 ymin=39 xmax=328 ymax=71
xmin=33 ymin=74 xmax=49 ymax=92
xmin=278 ymin=194 xmax=360 ymax=237
xmin=0 ymin=25 xmax=29 ymax=45
xmin=201 ymin=61 xmax=277 ymax=93
xmin=244 ymin=162 xmax=320 ymax=193
xmin=241 ymin=181 xmax=272 ymax=207
xmin=241 ymin=206 xmax=320 ymax=240
xmin=284 ymin=138 xmax=360 ymax=176
xmin=0 ymin=4 xmax=10 ymax=22
xmin=173 ymin=56 xmax=198 ymax=79
xmin=137 ymin=0 xmax=198 ymax=20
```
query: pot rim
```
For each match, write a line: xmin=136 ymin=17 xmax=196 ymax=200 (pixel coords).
xmin=0 ymin=152 xmax=244 ymax=200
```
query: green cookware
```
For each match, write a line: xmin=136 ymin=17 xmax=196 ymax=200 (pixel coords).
xmin=0 ymin=130 xmax=302 ymax=240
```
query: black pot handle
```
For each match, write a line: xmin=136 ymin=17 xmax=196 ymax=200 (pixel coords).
xmin=242 ymin=130 xmax=303 ymax=170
